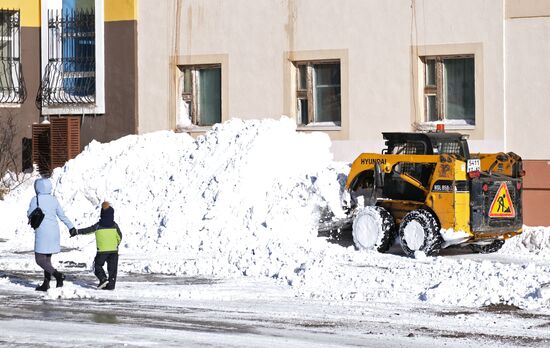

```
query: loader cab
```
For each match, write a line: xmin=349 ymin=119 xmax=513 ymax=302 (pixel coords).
xmin=380 ymin=132 xmax=470 ymax=202
xmin=382 ymin=132 xmax=470 ymax=159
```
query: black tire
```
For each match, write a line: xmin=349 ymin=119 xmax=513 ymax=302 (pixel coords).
xmin=399 ymin=209 xmax=443 ymax=257
xmin=352 ymin=206 xmax=395 ymax=252
xmin=470 ymin=240 xmax=505 ymax=254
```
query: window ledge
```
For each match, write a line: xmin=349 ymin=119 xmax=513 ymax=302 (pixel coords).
xmin=417 ymin=121 xmax=475 ymax=131
xmin=297 ymin=123 xmax=342 ymax=131
xmin=176 ymin=125 xmax=213 ymax=133
xmin=42 ymin=104 xmax=105 ymax=115
xmin=0 ymin=103 xmax=22 ymax=108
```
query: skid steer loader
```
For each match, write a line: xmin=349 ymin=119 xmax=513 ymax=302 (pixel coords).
xmin=341 ymin=130 xmax=524 ymax=256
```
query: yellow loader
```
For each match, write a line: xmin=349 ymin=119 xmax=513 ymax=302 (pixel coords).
xmin=341 ymin=131 xmax=524 ymax=256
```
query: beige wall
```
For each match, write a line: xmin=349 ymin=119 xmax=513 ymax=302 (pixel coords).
xmin=138 ymin=0 xmax=548 ymax=163
xmin=137 ymin=0 xmax=172 ymax=133
xmin=506 ymin=16 xmax=550 ymax=159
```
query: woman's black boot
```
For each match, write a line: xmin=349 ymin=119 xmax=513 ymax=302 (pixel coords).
xmin=35 ymin=271 xmax=51 ymax=292
xmin=52 ymin=270 xmax=65 ymax=288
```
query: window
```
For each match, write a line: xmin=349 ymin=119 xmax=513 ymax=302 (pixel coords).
xmin=0 ymin=9 xmax=25 ymax=104
xmin=178 ymin=65 xmax=221 ymax=127
xmin=422 ymin=56 xmax=475 ymax=125
xmin=295 ymin=61 xmax=341 ymax=126
xmin=38 ymin=0 xmax=104 ymax=114
xmin=37 ymin=7 xmax=95 ymax=107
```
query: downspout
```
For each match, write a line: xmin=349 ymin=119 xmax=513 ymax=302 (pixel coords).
xmin=169 ymin=0 xmax=183 ymax=130
xmin=502 ymin=0 xmax=507 ymax=152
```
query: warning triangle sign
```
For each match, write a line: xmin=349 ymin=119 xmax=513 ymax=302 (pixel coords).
xmin=489 ymin=182 xmax=516 ymax=218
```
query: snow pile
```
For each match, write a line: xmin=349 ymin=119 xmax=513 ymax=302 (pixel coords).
xmin=417 ymin=259 xmax=550 ymax=308
xmin=290 ymin=245 xmax=550 ymax=310
xmin=500 ymin=226 xmax=550 ymax=255
xmin=43 ymin=284 xmax=96 ymax=300
xmin=0 ymin=118 xmax=346 ymax=284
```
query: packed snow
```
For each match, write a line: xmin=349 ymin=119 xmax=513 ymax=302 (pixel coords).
xmin=1 ymin=117 xmax=549 ymax=313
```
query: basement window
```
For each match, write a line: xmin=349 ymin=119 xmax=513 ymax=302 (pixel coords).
xmin=295 ymin=61 xmax=341 ymax=126
xmin=423 ymin=56 xmax=475 ymax=125
xmin=0 ymin=9 xmax=25 ymax=104
xmin=178 ymin=64 xmax=222 ymax=127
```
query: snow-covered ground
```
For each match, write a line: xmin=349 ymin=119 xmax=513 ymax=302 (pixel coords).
xmin=1 ymin=118 xmax=549 ymax=346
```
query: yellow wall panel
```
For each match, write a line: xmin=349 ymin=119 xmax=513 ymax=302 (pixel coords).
xmin=105 ymin=0 xmax=137 ymax=22
xmin=0 ymin=0 xmax=40 ymax=27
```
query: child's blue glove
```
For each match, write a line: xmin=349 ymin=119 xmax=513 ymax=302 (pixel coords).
xmin=69 ymin=227 xmax=78 ymax=237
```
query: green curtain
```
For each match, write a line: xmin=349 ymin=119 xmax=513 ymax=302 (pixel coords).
xmin=444 ymin=58 xmax=475 ymax=124
xmin=198 ymin=67 xmax=221 ymax=126
xmin=314 ymin=63 xmax=341 ymax=125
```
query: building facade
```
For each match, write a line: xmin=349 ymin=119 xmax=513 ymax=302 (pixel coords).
xmin=1 ymin=0 xmax=549 ymax=225
xmin=0 ymin=0 xmax=137 ymax=174
xmin=137 ymin=0 xmax=550 ymax=225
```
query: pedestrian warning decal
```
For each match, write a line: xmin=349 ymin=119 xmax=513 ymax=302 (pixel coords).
xmin=489 ymin=182 xmax=516 ymax=218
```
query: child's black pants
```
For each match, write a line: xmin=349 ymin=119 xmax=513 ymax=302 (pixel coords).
xmin=94 ymin=252 xmax=118 ymax=287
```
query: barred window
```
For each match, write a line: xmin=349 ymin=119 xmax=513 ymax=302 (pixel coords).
xmin=37 ymin=8 xmax=95 ymax=107
xmin=0 ymin=9 xmax=26 ymax=104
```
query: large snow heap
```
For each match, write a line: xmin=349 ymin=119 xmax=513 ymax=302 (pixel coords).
xmin=0 ymin=117 xmax=346 ymax=281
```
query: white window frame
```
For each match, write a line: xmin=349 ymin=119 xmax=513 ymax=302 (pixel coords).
xmin=40 ymin=0 xmax=105 ymax=115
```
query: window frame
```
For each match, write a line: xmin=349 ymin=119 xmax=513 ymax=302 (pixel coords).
xmin=40 ymin=0 xmax=104 ymax=115
xmin=294 ymin=59 xmax=341 ymax=127
xmin=178 ymin=63 xmax=222 ymax=127
xmin=421 ymin=54 xmax=475 ymax=125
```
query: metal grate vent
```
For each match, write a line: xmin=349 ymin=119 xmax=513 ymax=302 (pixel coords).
xmin=31 ymin=124 xmax=51 ymax=176
xmin=31 ymin=117 xmax=80 ymax=176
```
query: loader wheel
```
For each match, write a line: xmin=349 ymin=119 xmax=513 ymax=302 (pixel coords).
xmin=470 ymin=240 xmax=505 ymax=254
xmin=352 ymin=206 xmax=395 ymax=252
xmin=399 ymin=209 xmax=443 ymax=257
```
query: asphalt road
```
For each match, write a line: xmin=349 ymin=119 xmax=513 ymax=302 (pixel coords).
xmin=1 ymin=269 xmax=550 ymax=348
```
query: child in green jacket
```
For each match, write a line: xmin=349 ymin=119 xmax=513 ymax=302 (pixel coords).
xmin=72 ymin=201 xmax=122 ymax=290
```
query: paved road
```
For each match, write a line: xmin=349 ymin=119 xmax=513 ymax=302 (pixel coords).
xmin=1 ymin=269 xmax=550 ymax=347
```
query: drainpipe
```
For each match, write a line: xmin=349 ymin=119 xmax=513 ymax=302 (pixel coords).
xmin=502 ymin=0 xmax=507 ymax=152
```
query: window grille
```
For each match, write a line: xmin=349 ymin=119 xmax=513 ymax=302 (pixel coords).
xmin=436 ymin=141 xmax=461 ymax=155
xmin=37 ymin=9 xmax=95 ymax=108
xmin=0 ymin=9 xmax=26 ymax=104
xmin=391 ymin=141 xmax=427 ymax=155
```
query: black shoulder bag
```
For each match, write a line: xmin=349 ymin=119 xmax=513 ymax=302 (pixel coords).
xmin=28 ymin=195 xmax=45 ymax=229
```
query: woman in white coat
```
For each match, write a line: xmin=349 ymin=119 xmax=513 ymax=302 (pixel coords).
xmin=27 ymin=177 xmax=76 ymax=291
